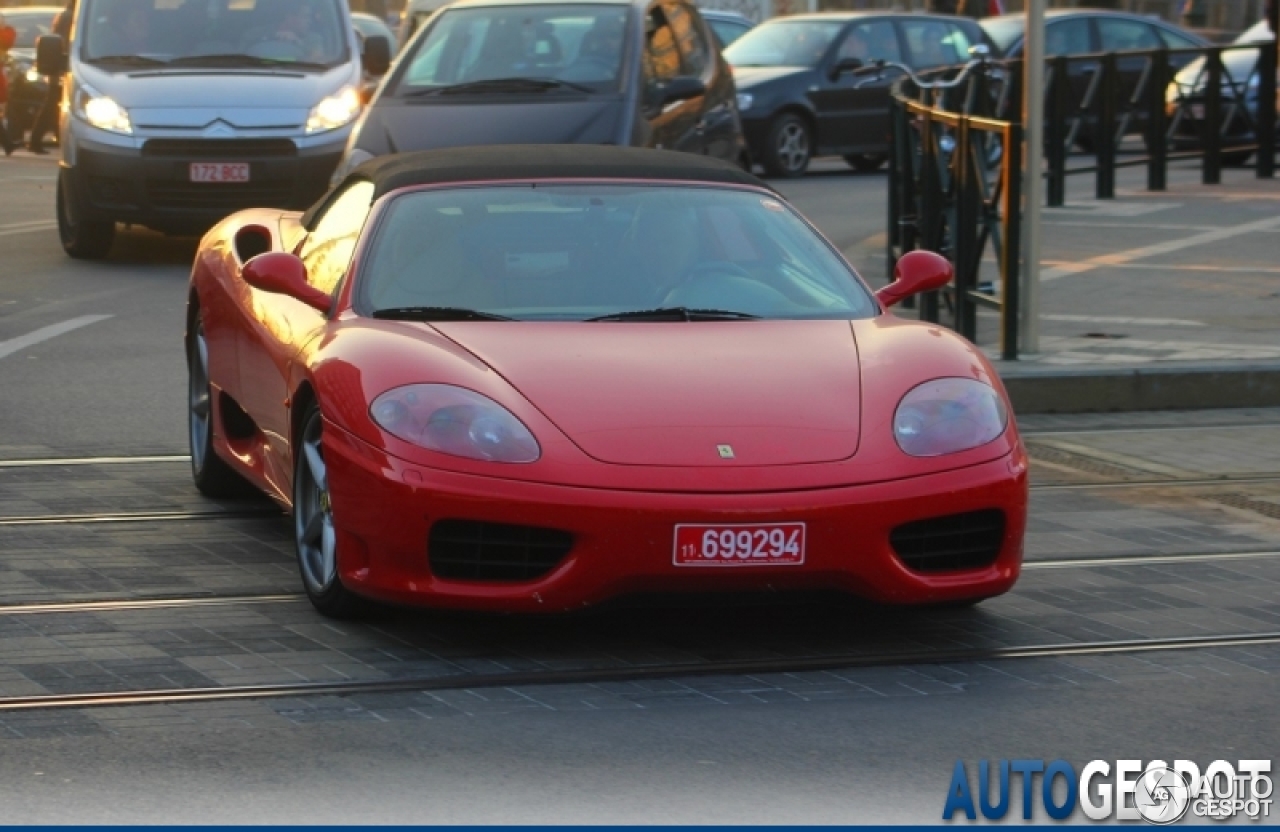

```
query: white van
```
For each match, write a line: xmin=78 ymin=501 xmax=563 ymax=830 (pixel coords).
xmin=39 ymin=0 xmax=391 ymax=258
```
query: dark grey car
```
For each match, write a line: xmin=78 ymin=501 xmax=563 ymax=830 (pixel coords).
xmin=334 ymin=0 xmax=747 ymax=177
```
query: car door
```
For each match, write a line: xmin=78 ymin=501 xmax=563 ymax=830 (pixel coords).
xmin=237 ymin=181 xmax=374 ymax=496
xmin=807 ymin=18 xmax=902 ymax=155
xmin=640 ymin=2 xmax=704 ymax=153
xmin=664 ymin=0 xmax=740 ymax=160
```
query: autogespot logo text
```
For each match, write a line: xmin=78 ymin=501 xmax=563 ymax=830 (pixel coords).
xmin=942 ymin=759 xmax=1273 ymax=823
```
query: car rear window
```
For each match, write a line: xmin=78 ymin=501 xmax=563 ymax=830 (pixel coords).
xmin=359 ymin=184 xmax=877 ymax=321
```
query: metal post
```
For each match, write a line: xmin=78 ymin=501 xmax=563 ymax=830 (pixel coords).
xmin=1204 ymin=47 xmax=1222 ymax=185
xmin=918 ymin=110 xmax=941 ymax=324
xmin=1097 ymin=52 xmax=1117 ymax=199
xmin=1147 ymin=48 xmax=1169 ymax=192
xmin=1258 ymin=39 xmax=1276 ymax=179
xmin=1021 ymin=0 xmax=1045 ymax=355
xmin=1047 ymin=56 xmax=1068 ymax=207
xmin=954 ymin=117 xmax=977 ymax=340
xmin=1002 ymin=122 xmax=1023 ymax=362
xmin=887 ymin=97 xmax=903 ymax=285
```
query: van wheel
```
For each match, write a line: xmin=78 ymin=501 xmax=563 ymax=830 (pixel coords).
xmin=762 ymin=113 xmax=812 ymax=178
xmin=57 ymin=169 xmax=116 ymax=260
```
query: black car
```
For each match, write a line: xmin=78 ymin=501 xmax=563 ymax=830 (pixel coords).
xmin=335 ymin=0 xmax=747 ymax=178
xmin=1167 ymin=20 xmax=1278 ymax=165
xmin=700 ymin=9 xmax=754 ymax=48
xmin=981 ymin=10 xmax=1208 ymax=150
xmin=726 ymin=12 xmax=991 ymax=178
xmin=1 ymin=6 xmax=58 ymax=140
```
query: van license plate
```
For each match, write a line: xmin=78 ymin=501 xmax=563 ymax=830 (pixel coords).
xmin=190 ymin=163 xmax=250 ymax=183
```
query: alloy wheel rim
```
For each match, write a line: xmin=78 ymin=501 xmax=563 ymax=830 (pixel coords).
xmin=777 ymin=122 xmax=810 ymax=172
xmin=295 ymin=415 xmax=336 ymax=593
xmin=188 ymin=321 xmax=211 ymax=473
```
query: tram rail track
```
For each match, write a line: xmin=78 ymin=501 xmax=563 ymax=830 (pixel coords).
xmin=1 ymin=629 xmax=1278 ymax=713
xmin=0 ymin=549 xmax=1275 ymax=617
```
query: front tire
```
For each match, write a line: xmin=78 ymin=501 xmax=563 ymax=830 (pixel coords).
xmin=188 ymin=312 xmax=249 ymax=498
xmin=761 ymin=113 xmax=812 ymax=178
xmin=57 ymin=169 xmax=116 ymax=260
xmin=294 ymin=403 xmax=364 ymax=618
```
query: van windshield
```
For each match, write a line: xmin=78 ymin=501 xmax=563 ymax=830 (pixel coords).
xmin=80 ymin=0 xmax=349 ymax=69
xmin=392 ymin=4 xmax=629 ymax=96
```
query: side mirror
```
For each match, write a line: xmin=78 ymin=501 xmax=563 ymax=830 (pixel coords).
xmin=242 ymin=252 xmax=332 ymax=314
xmin=655 ymin=75 xmax=707 ymax=108
xmin=36 ymin=34 xmax=66 ymax=76
xmin=876 ymin=250 xmax=952 ymax=308
xmin=829 ymin=56 xmax=863 ymax=81
xmin=362 ymin=34 xmax=392 ymax=77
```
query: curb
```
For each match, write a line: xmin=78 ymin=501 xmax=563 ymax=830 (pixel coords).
xmin=994 ymin=362 xmax=1280 ymax=414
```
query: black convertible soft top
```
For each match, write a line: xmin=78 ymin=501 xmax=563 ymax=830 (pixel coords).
xmin=303 ymin=145 xmax=772 ymax=228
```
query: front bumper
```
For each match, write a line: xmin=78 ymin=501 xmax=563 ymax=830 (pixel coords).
xmin=322 ymin=423 xmax=1029 ymax=613
xmin=65 ymin=135 xmax=343 ymax=233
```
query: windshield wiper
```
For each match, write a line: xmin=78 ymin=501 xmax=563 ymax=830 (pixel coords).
xmin=372 ymin=306 xmax=516 ymax=322
xmin=165 ymin=53 xmax=329 ymax=70
xmin=584 ymin=307 xmax=761 ymax=322
xmin=88 ymin=54 xmax=170 ymax=67
xmin=405 ymin=77 xmax=595 ymax=97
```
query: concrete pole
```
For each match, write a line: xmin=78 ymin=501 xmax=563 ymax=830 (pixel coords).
xmin=1019 ymin=0 xmax=1045 ymax=355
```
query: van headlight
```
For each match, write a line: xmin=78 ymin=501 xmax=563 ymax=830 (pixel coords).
xmin=72 ymin=81 xmax=132 ymax=135
xmin=307 ymin=86 xmax=361 ymax=134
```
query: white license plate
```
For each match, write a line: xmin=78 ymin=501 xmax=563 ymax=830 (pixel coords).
xmin=189 ymin=162 xmax=250 ymax=183
xmin=673 ymin=522 xmax=806 ymax=567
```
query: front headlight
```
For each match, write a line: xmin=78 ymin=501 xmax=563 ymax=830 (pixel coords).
xmin=306 ymin=86 xmax=361 ymax=134
xmin=72 ymin=81 xmax=132 ymax=134
xmin=370 ymin=384 xmax=541 ymax=463
xmin=330 ymin=147 xmax=374 ymax=185
xmin=893 ymin=377 xmax=1008 ymax=458
xmin=736 ymin=92 xmax=754 ymax=111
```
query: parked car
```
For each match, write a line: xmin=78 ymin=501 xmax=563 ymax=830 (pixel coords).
xmin=1167 ymin=19 xmax=1278 ymax=165
xmin=1 ymin=6 xmax=58 ymax=141
xmin=185 ymin=143 xmax=1027 ymax=616
xmin=726 ymin=12 xmax=992 ymax=177
xmin=981 ymin=10 xmax=1208 ymax=150
xmin=334 ymin=0 xmax=747 ymax=179
xmin=699 ymin=9 xmax=753 ymax=48
xmin=44 ymin=0 xmax=394 ymax=259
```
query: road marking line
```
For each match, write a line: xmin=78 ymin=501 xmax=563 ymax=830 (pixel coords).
xmin=0 ymin=315 xmax=114 ymax=360
xmin=1040 ymin=314 xmax=1205 ymax=327
xmin=1041 ymin=215 xmax=1280 ymax=281
xmin=1042 ymin=260 xmax=1280 ymax=275
xmin=0 ymin=221 xmax=59 ymax=237
xmin=1046 ymin=201 xmax=1182 ymax=217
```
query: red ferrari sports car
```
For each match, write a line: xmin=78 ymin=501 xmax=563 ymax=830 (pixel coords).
xmin=186 ymin=145 xmax=1027 ymax=617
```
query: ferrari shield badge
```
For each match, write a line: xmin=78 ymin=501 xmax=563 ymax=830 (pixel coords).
xmin=717 ymin=445 xmax=735 ymax=459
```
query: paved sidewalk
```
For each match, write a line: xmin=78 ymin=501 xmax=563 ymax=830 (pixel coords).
xmin=983 ymin=164 xmax=1279 ymax=369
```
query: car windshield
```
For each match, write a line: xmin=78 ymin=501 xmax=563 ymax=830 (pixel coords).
xmin=359 ymin=184 xmax=877 ymax=322
xmin=6 ymin=10 xmax=58 ymax=49
xmin=79 ymin=0 xmax=349 ymax=68
xmin=391 ymin=4 xmax=629 ymax=96
xmin=978 ymin=16 xmax=1024 ymax=54
xmin=722 ymin=20 xmax=844 ymax=67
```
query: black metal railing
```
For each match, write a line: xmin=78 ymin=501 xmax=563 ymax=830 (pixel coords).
xmin=888 ymin=59 xmax=1023 ymax=360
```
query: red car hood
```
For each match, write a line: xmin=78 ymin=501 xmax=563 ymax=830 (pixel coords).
xmin=432 ymin=321 xmax=862 ymax=467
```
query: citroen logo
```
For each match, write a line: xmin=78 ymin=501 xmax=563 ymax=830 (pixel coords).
xmin=717 ymin=444 xmax=735 ymax=459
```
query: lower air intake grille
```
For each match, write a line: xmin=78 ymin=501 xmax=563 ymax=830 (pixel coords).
xmin=889 ymin=509 xmax=1005 ymax=573
xmin=429 ymin=519 xmax=574 ymax=581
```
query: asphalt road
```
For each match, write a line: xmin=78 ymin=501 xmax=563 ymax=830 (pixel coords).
xmin=1 ymin=153 xmax=1279 ymax=824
